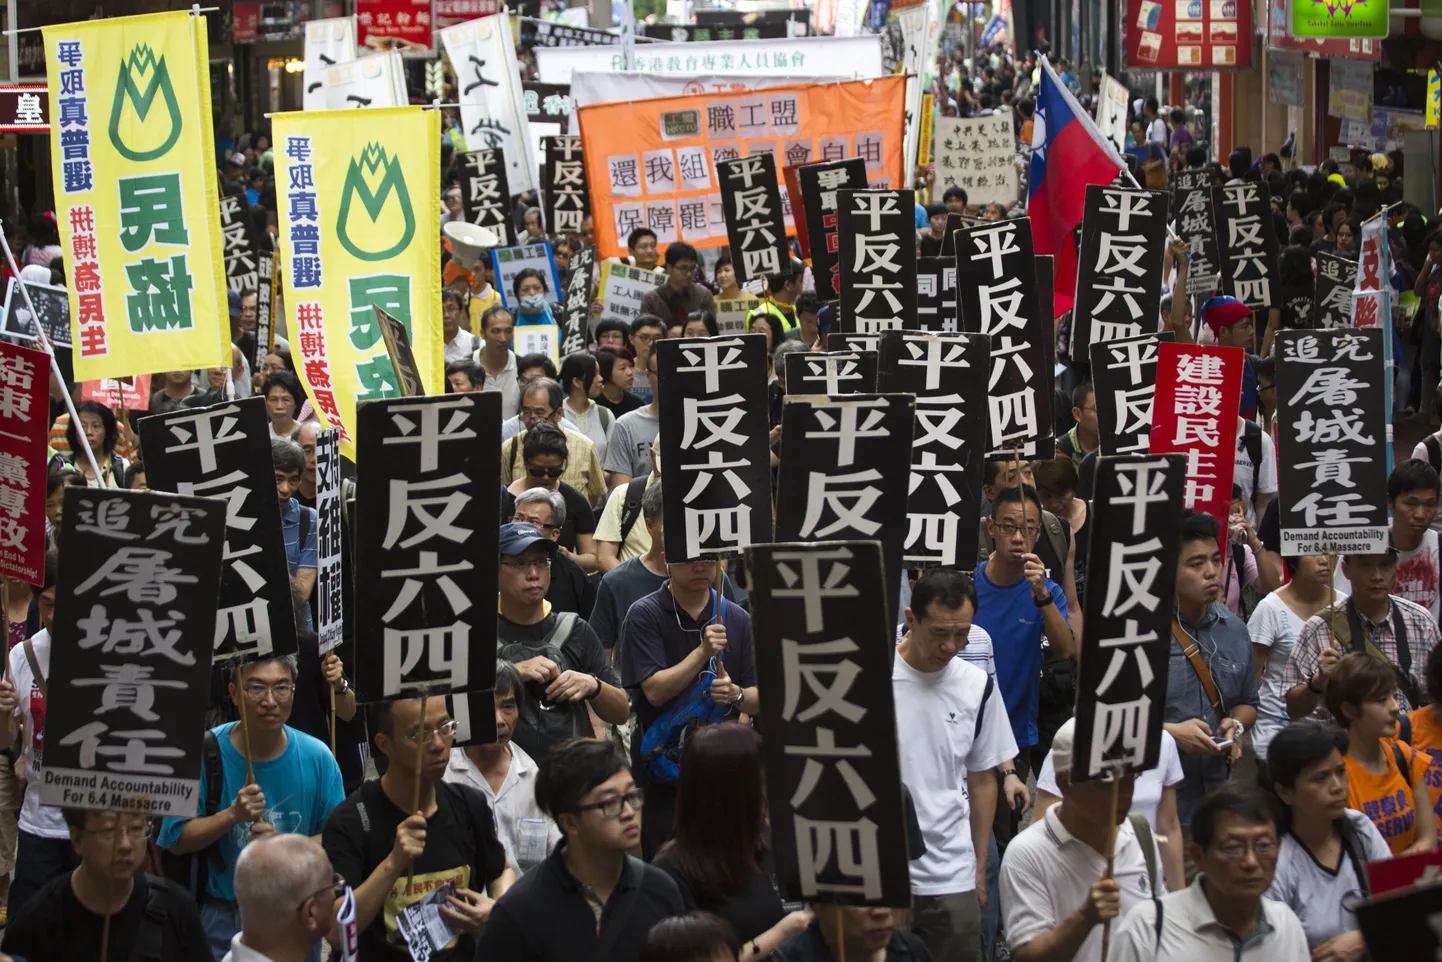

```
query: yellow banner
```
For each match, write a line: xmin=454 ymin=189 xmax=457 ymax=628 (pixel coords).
xmin=271 ymin=107 xmax=442 ymax=459
xmin=44 ymin=11 xmax=229 ymax=381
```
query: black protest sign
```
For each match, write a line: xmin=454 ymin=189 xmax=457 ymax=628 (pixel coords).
xmin=917 ymin=256 xmax=957 ymax=332
xmin=1090 ymin=333 xmax=1175 ymax=456
xmin=541 ymin=135 xmax=589 ymax=235
xmin=219 ymin=191 xmax=262 ymax=295
xmin=878 ymin=331 xmax=989 ymax=569
xmin=747 ymin=540 xmax=911 ymax=906
xmin=1313 ymin=252 xmax=1357 ymax=329
xmin=40 ymin=488 xmax=224 ymax=815
xmin=776 ymin=394 xmax=914 ymax=629
xmin=784 ymin=350 xmax=878 ymax=396
xmin=254 ymin=248 xmax=276 ymax=373
xmin=459 ymin=148 xmax=515 ymax=246
xmin=138 ymin=396 xmax=298 ymax=665
xmin=1071 ymin=453 xmax=1186 ymax=782
xmin=315 ymin=427 xmax=344 ymax=654
xmin=522 ymin=82 xmax=573 ymax=133
xmin=1212 ymin=181 xmax=1280 ymax=311
xmin=1275 ymin=329 xmax=1389 ymax=556
xmin=355 ymin=393 xmax=502 ymax=703
xmin=826 ymin=332 xmax=882 ymax=357
xmin=1 ymin=278 xmax=70 ymax=347
xmin=446 ymin=689 xmax=498 ymax=748
xmin=796 ymin=158 xmax=868 ymax=301
xmin=837 ymin=190 xmax=917 ymax=335
xmin=953 ymin=218 xmax=1054 ymax=459
xmin=1035 ymin=254 xmax=1055 ymax=326
xmin=1070 ymin=186 xmax=1168 ymax=359
xmin=940 ymin=213 xmax=988 ymax=257
xmin=718 ymin=153 xmax=790 ymax=285
xmin=1357 ymin=879 xmax=1442 ymax=959
xmin=656 ymin=335 xmax=774 ymax=562
xmin=1175 ymin=186 xmax=1222 ymax=298
xmin=559 ymin=245 xmax=597 ymax=356
xmin=376 ymin=307 xmax=424 ymax=398
xmin=526 ymin=21 xmax=620 ymax=45
xmin=1170 ymin=166 xmax=1210 ymax=215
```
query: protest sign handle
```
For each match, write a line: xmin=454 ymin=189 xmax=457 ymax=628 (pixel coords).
xmin=405 ymin=696 xmax=428 ymax=896
xmin=98 ymin=812 xmax=123 ymax=962
xmin=1100 ymin=769 xmax=1122 ymax=962
xmin=330 ymin=687 xmax=337 ymax=756
xmin=237 ymin=685 xmax=256 ymax=786
xmin=836 ymin=906 xmax=845 ymax=962
xmin=0 ymin=233 xmax=104 ymax=485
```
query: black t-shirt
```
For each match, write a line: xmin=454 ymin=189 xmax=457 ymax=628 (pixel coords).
xmin=546 ymin=551 xmax=597 ymax=617
xmin=773 ymin=923 xmax=934 ymax=962
xmin=1279 ymin=283 xmax=1314 ymax=330
xmin=653 ymin=848 xmax=785 ymax=943
xmin=596 ymin=390 xmax=644 ymax=419
xmin=1 ymin=873 xmax=211 ymax=962
xmin=1259 ymin=495 xmax=1280 ymax=554
xmin=919 ymin=233 xmax=945 ymax=258
xmin=322 ymin=778 xmax=507 ymax=962
xmin=500 ymin=483 xmax=595 ymax=552
xmin=497 ymin=612 xmax=620 ymax=761
xmin=287 ymin=631 xmax=366 ymax=791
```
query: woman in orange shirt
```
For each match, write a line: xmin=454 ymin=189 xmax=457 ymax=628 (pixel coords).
xmin=1326 ymin=652 xmax=1437 ymax=855
xmin=1405 ymin=642 xmax=1442 ymax=828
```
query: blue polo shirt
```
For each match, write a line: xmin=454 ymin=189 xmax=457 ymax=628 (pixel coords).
xmin=973 ymin=559 xmax=1068 ymax=749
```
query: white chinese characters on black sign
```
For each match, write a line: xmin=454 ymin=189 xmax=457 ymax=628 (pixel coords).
xmin=784 ymin=350 xmax=878 ymax=397
xmin=1313 ymin=252 xmax=1357 ymax=330
xmin=541 ymin=136 xmax=590 ymax=235
xmin=838 ymin=190 xmax=917 ymax=335
xmin=1070 ymin=186 xmax=1168 ymax=359
xmin=460 ymin=148 xmax=516 ymax=246
xmin=717 ymin=153 xmax=790 ymax=285
xmin=916 ymin=257 xmax=957 ymax=333
xmin=1212 ymin=182 xmax=1279 ymax=312
xmin=1089 ymin=333 xmax=1175 ymax=456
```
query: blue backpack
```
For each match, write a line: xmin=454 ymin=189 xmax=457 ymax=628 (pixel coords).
xmin=639 ymin=591 xmax=731 ymax=784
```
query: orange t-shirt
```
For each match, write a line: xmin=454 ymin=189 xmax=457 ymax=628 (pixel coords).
xmin=1407 ymin=707 xmax=1442 ymax=828
xmin=1346 ymin=742 xmax=1433 ymax=855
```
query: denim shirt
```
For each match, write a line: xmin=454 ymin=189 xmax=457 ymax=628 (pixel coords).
xmin=1167 ymin=601 xmax=1260 ymax=825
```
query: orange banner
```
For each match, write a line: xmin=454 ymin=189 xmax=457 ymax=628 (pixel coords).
xmin=578 ymin=75 xmax=908 ymax=259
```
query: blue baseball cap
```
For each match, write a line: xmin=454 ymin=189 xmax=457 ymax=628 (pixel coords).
xmin=228 ymin=288 xmax=243 ymax=320
xmin=498 ymin=521 xmax=557 ymax=557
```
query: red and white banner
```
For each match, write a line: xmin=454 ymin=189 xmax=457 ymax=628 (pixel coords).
xmin=80 ymin=375 xmax=152 ymax=411
xmin=1148 ymin=343 xmax=1245 ymax=537
xmin=1126 ymin=0 xmax=1252 ymax=70
xmin=1354 ymin=217 xmax=1389 ymax=330
xmin=0 ymin=341 xmax=51 ymax=585
xmin=356 ymin=0 xmax=435 ymax=56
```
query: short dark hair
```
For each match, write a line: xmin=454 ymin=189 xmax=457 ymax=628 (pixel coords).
xmin=795 ymin=291 xmax=821 ymax=318
xmin=520 ymin=377 xmax=564 ymax=413
xmin=594 ymin=318 xmax=632 ymax=345
xmin=640 ymin=912 xmax=743 ymax=962
xmin=684 ymin=310 xmax=718 ymax=336
xmin=1389 ymin=458 xmax=1440 ymax=502
xmin=664 ymin=241 xmax=699 ymax=267
xmin=942 ymin=186 xmax=968 ymax=204
xmin=925 ymin=202 xmax=947 ymax=218
xmin=512 ymin=268 xmax=548 ymax=300
xmin=632 ymin=313 xmax=666 ymax=335
xmin=595 ymin=345 xmax=636 ymax=383
xmin=442 ymin=287 xmax=467 ymax=312
xmin=67 ymin=400 xmax=119 ymax=457
xmin=1070 ymin=382 xmax=1094 ymax=409
xmin=910 ymin=568 xmax=978 ymax=620
xmin=1262 ymin=721 xmax=1347 ymax=830
xmin=1032 ymin=457 xmax=1079 ymax=497
xmin=521 ymin=420 xmax=568 ymax=463
xmin=1144 ymin=96 xmax=1159 ymax=113
xmin=262 ymin=370 xmax=304 ymax=417
xmin=535 ymin=737 xmax=629 ymax=819
xmin=122 ymin=461 xmax=146 ymax=489
xmin=558 ymin=352 xmax=598 ymax=397
xmin=480 ymin=304 xmax=514 ymax=333
xmin=444 ymin=359 xmax=484 ymax=389
xmin=626 ymin=227 xmax=657 ymax=251
xmin=47 ymin=467 xmax=85 ymax=497
xmin=1178 ymin=510 xmax=1220 ymax=549
xmin=989 ymin=483 xmax=1044 ymax=518
xmin=495 ymin=658 xmax=523 ymax=709
xmin=517 ymin=353 xmax=558 ymax=379
xmin=42 ymin=548 xmax=58 ymax=592
xmin=1190 ymin=784 xmax=1280 ymax=850
xmin=270 ymin=437 xmax=305 ymax=476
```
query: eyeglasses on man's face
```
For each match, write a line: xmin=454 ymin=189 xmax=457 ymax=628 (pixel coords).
xmin=398 ymin=719 xmax=460 ymax=745
xmin=576 ymin=788 xmax=645 ymax=819
xmin=243 ymin=681 xmax=296 ymax=701
xmin=500 ymin=557 xmax=551 ymax=574
xmin=296 ymin=872 xmax=348 ymax=914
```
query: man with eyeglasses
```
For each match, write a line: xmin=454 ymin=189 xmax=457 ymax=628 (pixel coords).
xmin=323 ymin=697 xmax=513 ymax=962
xmin=496 ymin=522 xmax=628 ymax=761
xmin=1108 ymin=785 xmax=1308 ymax=962
xmin=2 ymin=809 xmax=210 ymax=961
xmin=500 ymin=380 xmax=605 ymax=507
xmin=973 ymin=486 xmax=1075 ymax=851
xmin=1054 ymin=382 xmax=1099 ymax=470
xmin=157 ymin=655 xmax=346 ymax=961
xmin=227 ymin=833 xmax=341 ymax=962
xmin=513 ymin=488 xmax=595 ymax=615
xmin=626 ymin=315 xmax=667 ymax=406
xmin=478 ymin=738 xmax=685 ymax=962
xmin=640 ymin=242 xmax=716 ymax=329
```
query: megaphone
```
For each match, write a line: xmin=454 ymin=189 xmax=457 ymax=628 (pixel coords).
xmin=444 ymin=220 xmax=501 ymax=267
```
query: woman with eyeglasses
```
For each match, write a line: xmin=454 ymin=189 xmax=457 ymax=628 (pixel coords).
xmin=1325 ymin=651 xmax=1437 ymax=855
xmin=501 ymin=421 xmax=598 ymax=572
xmin=1261 ymin=721 xmax=1389 ymax=960
xmin=655 ymin=724 xmax=814 ymax=960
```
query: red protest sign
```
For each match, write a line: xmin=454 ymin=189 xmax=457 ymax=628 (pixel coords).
xmin=80 ymin=374 xmax=151 ymax=411
xmin=1127 ymin=0 xmax=1252 ymax=70
xmin=356 ymin=0 xmax=435 ymax=56
xmin=0 ymin=341 xmax=51 ymax=585
xmin=1368 ymin=847 xmax=1442 ymax=894
xmin=1148 ymin=342 xmax=1244 ymax=538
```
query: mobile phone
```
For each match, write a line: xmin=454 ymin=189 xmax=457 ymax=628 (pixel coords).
xmin=1211 ymin=736 xmax=1234 ymax=751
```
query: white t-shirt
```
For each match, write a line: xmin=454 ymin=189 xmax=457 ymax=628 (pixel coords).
xmin=1334 ymin=529 xmax=1440 ymax=623
xmin=1248 ymin=590 xmax=1345 ymax=759
xmin=9 ymin=630 xmax=68 ymax=838
xmin=1146 ymin=117 xmax=1168 ymax=145
xmin=1001 ymin=807 xmax=1164 ymax=962
xmin=1034 ymin=731 xmax=1184 ymax=830
xmin=474 ymin=349 xmax=520 ymax=421
xmin=1409 ymin=436 xmax=1442 ymax=534
xmin=1235 ymin=422 xmax=1278 ymax=525
xmin=1264 ymin=809 xmax=1388 ymax=950
xmin=893 ymin=650 xmax=1016 ymax=896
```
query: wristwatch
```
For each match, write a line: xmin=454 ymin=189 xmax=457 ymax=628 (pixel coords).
xmin=1307 ymin=673 xmax=1325 ymax=694
xmin=1033 ymin=593 xmax=1055 ymax=608
xmin=584 ymin=673 xmax=603 ymax=701
xmin=1000 ymin=767 xmax=1018 ymax=779
xmin=334 ymin=676 xmax=351 ymax=695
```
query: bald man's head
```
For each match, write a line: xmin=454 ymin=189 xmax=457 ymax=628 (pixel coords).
xmin=234 ymin=833 xmax=334 ymax=938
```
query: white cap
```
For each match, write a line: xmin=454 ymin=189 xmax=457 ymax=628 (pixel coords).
xmin=1050 ymin=717 xmax=1076 ymax=775
xmin=18 ymin=265 xmax=50 ymax=285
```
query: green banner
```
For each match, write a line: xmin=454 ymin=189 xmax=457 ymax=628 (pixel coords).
xmin=1291 ymin=0 xmax=1389 ymax=38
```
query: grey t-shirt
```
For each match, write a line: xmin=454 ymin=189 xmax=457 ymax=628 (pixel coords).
xmin=602 ymin=406 xmax=660 ymax=478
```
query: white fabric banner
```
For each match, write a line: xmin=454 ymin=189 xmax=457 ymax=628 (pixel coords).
xmin=537 ymin=34 xmax=883 ymax=84
xmin=322 ymin=51 xmax=407 ymax=110
xmin=895 ymin=4 xmax=933 ymax=173
xmin=569 ymin=69 xmax=852 ymax=108
xmin=1096 ymin=73 xmax=1130 ymax=154
xmin=443 ymin=14 xmax=539 ymax=193
xmin=304 ymin=17 xmax=357 ymax=111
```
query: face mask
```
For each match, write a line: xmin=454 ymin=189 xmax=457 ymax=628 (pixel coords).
xmin=520 ymin=294 xmax=546 ymax=313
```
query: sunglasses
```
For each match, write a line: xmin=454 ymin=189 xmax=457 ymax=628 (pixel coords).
xmin=528 ymin=465 xmax=564 ymax=479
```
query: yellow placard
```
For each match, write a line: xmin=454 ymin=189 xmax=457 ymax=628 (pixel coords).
xmin=1429 ymin=70 xmax=1440 ymax=130
xmin=271 ymin=106 xmax=442 ymax=460
xmin=918 ymin=92 xmax=934 ymax=170
xmin=44 ymin=11 xmax=229 ymax=381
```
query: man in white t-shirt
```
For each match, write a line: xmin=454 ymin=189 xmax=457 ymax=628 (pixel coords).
xmin=1234 ymin=419 xmax=1277 ymax=527
xmin=894 ymin=569 xmax=1018 ymax=962
xmin=1000 ymin=717 xmax=1165 ymax=962
xmin=1332 ymin=459 xmax=1440 ymax=623
xmin=0 ymin=552 xmax=63 ymax=917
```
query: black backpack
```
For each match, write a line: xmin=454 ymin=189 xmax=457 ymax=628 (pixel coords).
xmin=499 ymin=613 xmax=594 ymax=757
xmin=1240 ymin=420 xmax=1263 ymax=499
xmin=156 ymin=730 xmax=225 ymax=903
xmin=618 ymin=476 xmax=648 ymax=542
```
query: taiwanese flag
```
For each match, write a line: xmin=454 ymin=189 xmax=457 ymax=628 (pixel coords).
xmin=1027 ymin=56 xmax=1125 ymax=318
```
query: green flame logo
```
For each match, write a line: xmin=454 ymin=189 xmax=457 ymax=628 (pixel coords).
xmin=335 ymin=143 xmax=415 ymax=262
xmin=107 ymin=44 xmax=182 ymax=162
